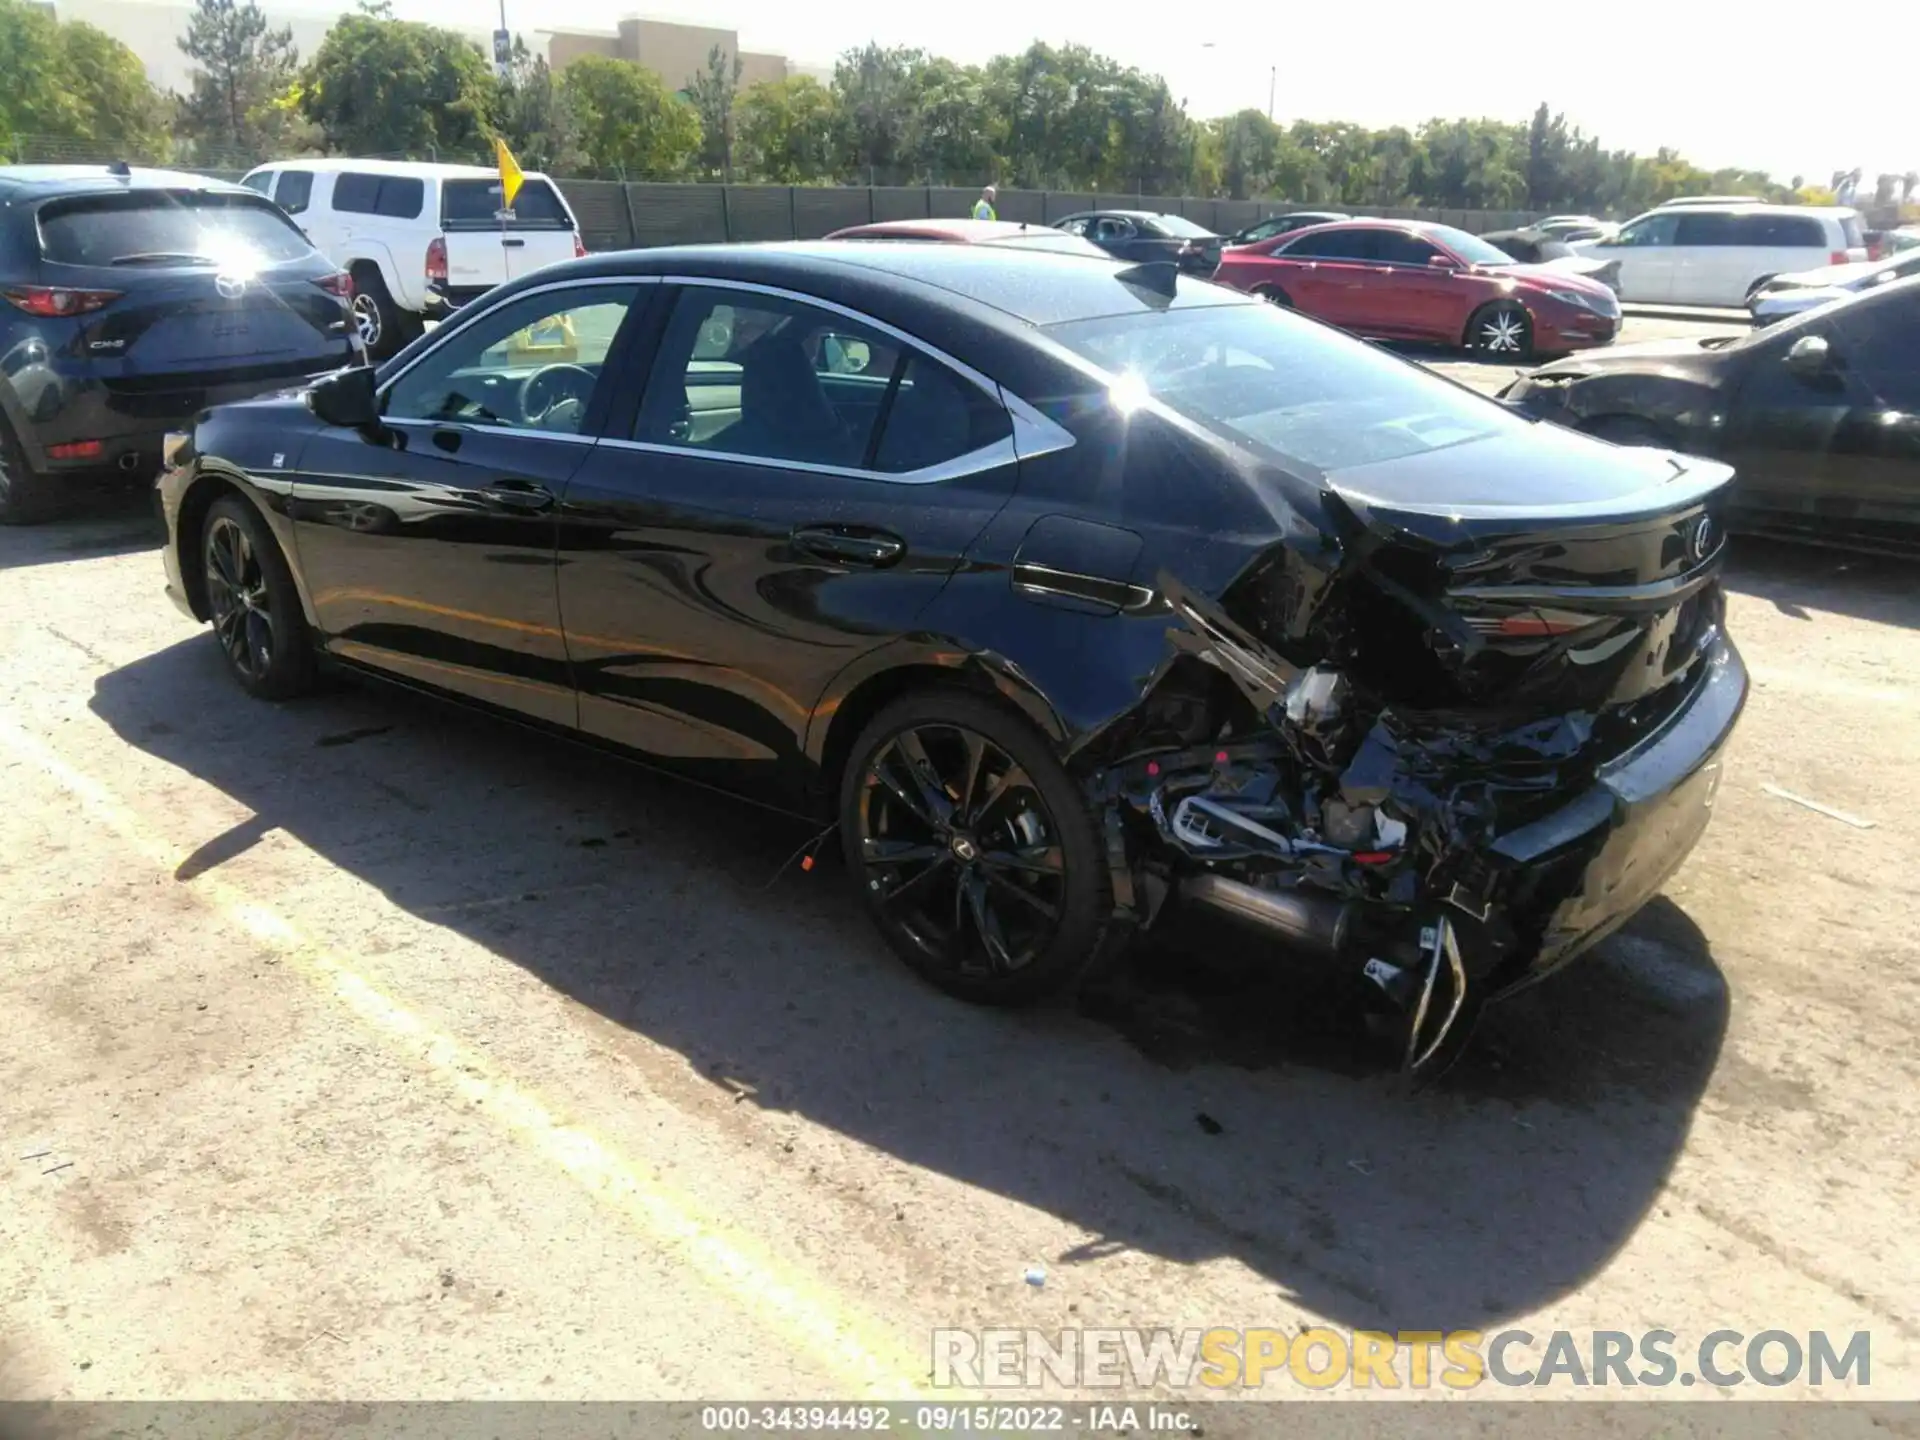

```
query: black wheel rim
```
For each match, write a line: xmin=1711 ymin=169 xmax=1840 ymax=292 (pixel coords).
xmin=856 ymin=724 xmax=1068 ymax=978
xmin=204 ymin=516 xmax=275 ymax=682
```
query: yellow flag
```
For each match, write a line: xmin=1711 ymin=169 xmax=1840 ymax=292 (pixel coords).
xmin=494 ymin=137 xmax=524 ymax=210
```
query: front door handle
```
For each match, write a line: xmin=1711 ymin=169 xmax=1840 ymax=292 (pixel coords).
xmin=791 ymin=525 xmax=905 ymax=567
xmin=481 ymin=480 xmax=555 ymax=513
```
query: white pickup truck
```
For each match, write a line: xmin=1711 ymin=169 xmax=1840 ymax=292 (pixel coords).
xmin=239 ymin=158 xmax=585 ymax=358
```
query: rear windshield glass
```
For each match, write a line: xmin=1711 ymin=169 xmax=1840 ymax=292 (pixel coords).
xmin=1149 ymin=214 xmax=1215 ymax=239
xmin=442 ymin=178 xmax=571 ymax=229
xmin=1049 ymin=303 xmax=1525 ymax=472
xmin=38 ymin=192 xmax=313 ymax=267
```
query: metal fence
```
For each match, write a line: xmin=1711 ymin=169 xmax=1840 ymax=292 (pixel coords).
xmin=555 ymin=180 xmax=1545 ymax=252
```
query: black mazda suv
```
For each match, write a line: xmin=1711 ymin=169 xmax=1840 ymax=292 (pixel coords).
xmin=0 ymin=164 xmax=357 ymax=523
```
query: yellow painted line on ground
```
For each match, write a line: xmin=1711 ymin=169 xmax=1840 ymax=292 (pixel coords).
xmin=0 ymin=711 xmax=931 ymax=1400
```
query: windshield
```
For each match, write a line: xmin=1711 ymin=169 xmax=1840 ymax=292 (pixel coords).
xmin=1149 ymin=214 xmax=1216 ymax=239
xmin=1048 ymin=302 xmax=1526 ymax=472
xmin=38 ymin=192 xmax=313 ymax=268
xmin=1425 ymin=224 xmax=1519 ymax=266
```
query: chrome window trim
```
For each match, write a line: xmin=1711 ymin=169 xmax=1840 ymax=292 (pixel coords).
xmin=596 ymin=433 xmax=1023 ymax=488
xmin=373 ymin=270 xmax=1080 ymax=482
xmin=375 ymin=276 xmax=660 ymax=399
xmin=379 ymin=416 xmax=599 ymax=447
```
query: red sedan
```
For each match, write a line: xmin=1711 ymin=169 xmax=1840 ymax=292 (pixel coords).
xmin=1212 ymin=219 xmax=1622 ymax=358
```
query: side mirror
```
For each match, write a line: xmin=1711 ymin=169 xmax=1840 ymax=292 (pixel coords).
xmin=308 ymin=364 xmax=379 ymax=428
xmin=1428 ymin=255 xmax=1461 ymax=270
xmin=1784 ymin=334 xmax=1835 ymax=382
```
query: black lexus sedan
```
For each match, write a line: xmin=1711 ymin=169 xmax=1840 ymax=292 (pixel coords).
xmin=1502 ymin=273 xmax=1920 ymax=556
xmin=156 ymin=242 xmax=1747 ymax=1074
xmin=0 ymin=165 xmax=357 ymax=523
xmin=1052 ymin=211 xmax=1224 ymax=275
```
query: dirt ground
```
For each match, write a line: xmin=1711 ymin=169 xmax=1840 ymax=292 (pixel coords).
xmin=2 ymin=317 xmax=1916 ymax=1411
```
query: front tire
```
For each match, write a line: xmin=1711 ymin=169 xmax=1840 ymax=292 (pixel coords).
xmin=348 ymin=266 xmax=420 ymax=361
xmin=1465 ymin=300 xmax=1533 ymax=360
xmin=201 ymin=495 xmax=316 ymax=700
xmin=839 ymin=689 xmax=1112 ymax=1007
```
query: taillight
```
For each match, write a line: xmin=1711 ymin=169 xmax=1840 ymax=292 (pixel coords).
xmin=47 ymin=440 xmax=104 ymax=460
xmin=572 ymin=231 xmax=587 ymax=259
xmin=4 ymin=285 xmax=121 ymax=317
xmin=1830 ymin=250 xmax=1849 ymax=265
xmin=315 ymin=271 xmax=353 ymax=298
xmin=426 ymin=237 xmax=448 ymax=284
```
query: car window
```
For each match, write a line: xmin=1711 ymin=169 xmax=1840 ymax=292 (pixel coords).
xmin=1613 ymin=213 xmax=1679 ymax=247
xmin=442 ymin=178 xmax=572 ymax=230
xmin=1051 ymin=303 xmax=1526 ymax=472
xmin=1829 ymin=288 xmax=1920 ymax=406
xmin=1152 ymin=214 xmax=1214 ymax=239
xmin=1093 ymin=217 xmax=1136 ymax=241
xmin=240 ymin=171 xmax=273 ymax=195
xmin=328 ymin=172 xmax=382 ymax=214
xmin=1058 ymin=218 xmax=1089 ymax=236
xmin=36 ymin=192 xmax=314 ymax=267
xmin=1281 ymin=228 xmax=1377 ymax=261
xmin=1421 ymin=225 xmax=1520 ymax=265
xmin=1674 ymin=212 xmax=1738 ymax=246
xmin=1736 ymin=213 xmax=1824 ymax=247
xmin=373 ymin=177 xmax=424 ymax=220
xmin=636 ymin=287 xmax=1007 ymax=474
xmin=274 ymin=170 xmax=313 ymax=216
xmin=1375 ymin=231 xmax=1441 ymax=266
xmin=382 ymin=284 xmax=639 ymax=435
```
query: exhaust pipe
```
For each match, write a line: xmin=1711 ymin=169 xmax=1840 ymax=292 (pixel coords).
xmin=1180 ymin=874 xmax=1353 ymax=956
xmin=117 ymin=452 xmax=142 ymax=472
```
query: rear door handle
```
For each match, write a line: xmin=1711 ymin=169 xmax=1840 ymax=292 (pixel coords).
xmin=791 ymin=525 xmax=904 ymax=567
xmin=481 ymin=480 xmax=555 ymax=513
xmin=502 ymin=238 xmax=526 ymax=249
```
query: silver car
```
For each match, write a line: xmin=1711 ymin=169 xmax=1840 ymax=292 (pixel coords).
xmin=1748 ymin=249 xmax=1920 ymax=325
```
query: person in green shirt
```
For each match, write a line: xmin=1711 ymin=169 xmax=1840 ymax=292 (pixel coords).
xmin=972 ymin=185 xmax=997 ymax=221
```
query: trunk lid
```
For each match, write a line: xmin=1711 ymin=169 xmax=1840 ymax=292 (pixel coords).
xmin=438 ymin=177 xmax=579 ymax=290
xmin=1328 ymin=427 xmax=1734 ymax=714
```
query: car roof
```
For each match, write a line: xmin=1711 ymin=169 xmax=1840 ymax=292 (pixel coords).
xmin=1059 ymin=210 xmax=1179 ymax=222
xmin=1645 ymin=201 xmax=1856 ymax=218
xmin=556 ymin=240 xmax=1254 ymax=327
xmin=0 ymin=164 xmax=252 ymax=202
xmin=249 ymin=157 xmax=553 ymax=182
xmin=826 ymin=218 xmax=1064 ymax=242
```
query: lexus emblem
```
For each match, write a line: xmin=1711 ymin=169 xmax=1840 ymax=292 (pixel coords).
xmin=214 ymin=272 xmax=247 ymax=299
xmin=1690 ymin=515 xmax=1716 ymax=562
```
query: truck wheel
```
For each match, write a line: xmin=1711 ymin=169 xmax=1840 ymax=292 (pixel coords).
xmin=348 ymin=266 xmax=416 ymax=360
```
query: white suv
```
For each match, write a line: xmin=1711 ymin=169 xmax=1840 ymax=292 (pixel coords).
xmin=1568 ymin=203 xmax=1867 ymax=307
xmin=239 ymin=158 xmax=585 ymax=357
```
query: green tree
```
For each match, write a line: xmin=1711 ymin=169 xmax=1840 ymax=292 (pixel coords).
xmin=686 ymin=44 xmax=743 ymax=181
xmin=833 ymin=43 xmax=920 ymax=181
xmin=493 ymin=35 xmax=579 ymax=174
xmin=176 ymin=0 xmax=301 ymax=156
xmin=57 ymin=21 xmax=168 ymax=152
xmin=298 ymin=8 xmax=494 ymax=159
xmin=559 ymin=54 xmax=700 ymax=178
xmin=898 ymin=57 xmax=998 ymax=184
xmin=734 ymin=75 xmax=840 ymax=183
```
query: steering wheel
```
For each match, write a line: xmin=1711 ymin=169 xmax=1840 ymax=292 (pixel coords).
xmin=517 ymin=363 xmax=596 ymax=431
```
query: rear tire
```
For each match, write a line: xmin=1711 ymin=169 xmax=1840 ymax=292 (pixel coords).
xmin=201 ymin=494 xmax=317 ymax=701
xmin=839 ymin=688 xmax=1112 ymax=1007
xmin=1254 ymin=284 xmax=1293 ymax=308
xmin=0 ymin=419 xmax=53 ymax=526
xmin=1465 ymin=300 xmax=1533 ymax=359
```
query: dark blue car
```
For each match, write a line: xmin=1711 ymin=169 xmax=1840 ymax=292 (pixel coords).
xmin=0 ymin=164 xmax=357 ymax=523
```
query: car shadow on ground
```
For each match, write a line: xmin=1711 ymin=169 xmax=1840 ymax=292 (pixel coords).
xmin=1722 ymin=536 xmax=1917 ymax=630
xmin=91 ymin=628 xmax=1731 ymax=1332
xmin=0 ymin=492 xmax=163 ymax=574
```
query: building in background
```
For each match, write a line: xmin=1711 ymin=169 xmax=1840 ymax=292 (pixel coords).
xmin=542 ymin=16 xmax=827 ymax=94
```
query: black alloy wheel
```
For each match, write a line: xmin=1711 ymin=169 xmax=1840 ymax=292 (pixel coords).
xmin=841 ymin=690 xmax=1110 ymax=1006
xmin=201 ymin=495 xmax=316 ymax=700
